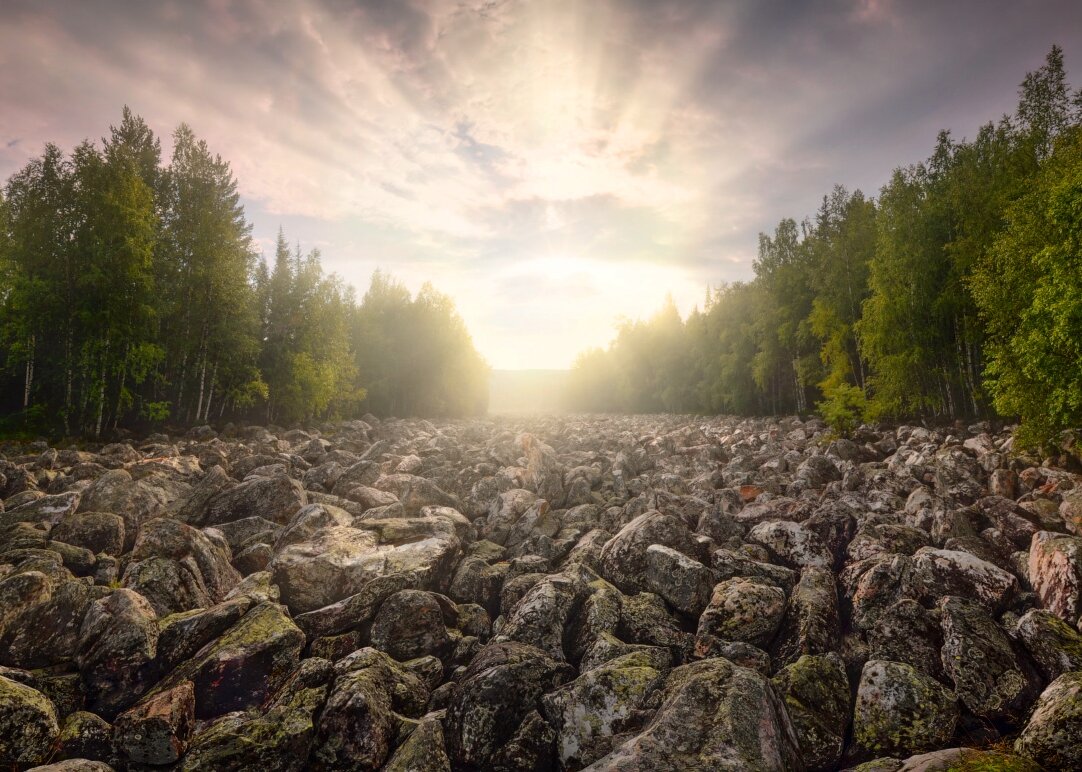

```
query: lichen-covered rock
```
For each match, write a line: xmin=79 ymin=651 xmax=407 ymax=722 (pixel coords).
xmin=850 ymin=660 xmax=959 ymax=761
xmin=156 ymin=602 xmax=304 ymax=719
xmin=24 ymin=761 xmax=117 ymax=771
xmin=293 ymin=572 xmax=421 ymax=639
xmin=582 ymin=657 xmax=803 ymax=771
xmin=1028 ymin=531 xmax=1082 ymax=625
xmin=0 ymin=674 xmax=60 ymax=765
xmin=772 ymin=566 xmax=840 ymax=666
xmin=203 ymin=474 xmax=307 ymax=527
xmin=598 ymin=511 xmax=698 ymax=595
xmin=912 ymin=547 xmax=1018 ymax=612
xmin=541 ymin=649 xmax=670 ymax=769
xmin=78 ymin=470 xmax=186 ymax=548
xmin=772 ymin=654 xmax=850 ymax=772
xmin=370 ymin=590 xmax=451 ymax=661
xmin=748 ymin=520 xmax=832 ymax=569
xmin=180 ymin=661 xmax=330 ymax=771
xmin=1014 ymin=608 xmax=1082 ymax=681
xmin=865 ymin=599 xmax=943 ymax=679
xmin=76 ymin=588 xmax=160 ymax=718
xmin=56 ymin=711 xmax=113 ymax=763
xmin=697 ymin=577 xmax=787 ymax=649
xmin=50 ymin=511 xmax=126 ymax=555
xmin=0 ymin=577 xmax=93 ymax=668
xmin=445 ymin=642 xmax=574 ymax=769
xmin=1014 ymin=671 xmax=1082 ymax=769
xmin=270 ymin=517 xmax=460 ymax=614
xmin=495 ymin=571 xmax=586 ymax=660
xmin=314 ymin=648 xmax=429 ymax=770
xmin=382 ymin=715 xmax=452 ymax=772
xmin=113 ymin=680 xmax=195 ymax=765
xmin=938 ymin=595 xmax=1038 ymax=723
xmin=642 ymin=544 xmax=715 ymax=616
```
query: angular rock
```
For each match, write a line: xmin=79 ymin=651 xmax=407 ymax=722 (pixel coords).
xmin=582 ymin=657 xmax=803 ymax=771
xmin=697 ymin=577 xmax=787 ymax=649
xmin=0 ymin=675 xmax=60 ymax=765
xmin=370 ymin=590 xmax=451 ymax=661
xmin=772 ymin=653 xmax=850 ymax=772
xmin=114 ymin=680 xmax=195 ymax=765
xmin=642 ymin=544 xmax=715 ymax=617
xmin=1028 ymin=531 xmax=1082 ymax=625
xmin=850 ymin=660 xmax=959 ymax=761
xmin=1014 ymin=671 xmax=1082 ymax=770
xmin=1014 ymin=608 xmax=1082 ymax=682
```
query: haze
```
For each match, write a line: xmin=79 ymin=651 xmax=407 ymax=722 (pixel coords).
xmin=2 ymin=0 xmax=1079 ymax=369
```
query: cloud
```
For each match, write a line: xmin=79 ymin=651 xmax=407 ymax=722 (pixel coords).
xmin=1 ymin=0 xmax=1080 ymax=368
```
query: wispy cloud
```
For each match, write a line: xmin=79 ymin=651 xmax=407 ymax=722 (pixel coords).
xmin=1 ymin=0 xmax=1079 ymax=367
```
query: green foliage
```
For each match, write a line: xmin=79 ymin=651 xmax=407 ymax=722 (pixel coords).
xmin=0 ymin=109 xmax=488 ymax=434
xmin=567 ymin=45 xmax=1082 ymax=439
xmin=972 ymin=126 xmax=1082 ymax=448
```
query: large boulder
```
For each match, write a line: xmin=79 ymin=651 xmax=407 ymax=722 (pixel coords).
xmin=1028 ymin=531 xmax=1082 ymax=626
xmin=938 ymin=595 xmax=1038 ymax=723
xmin=270 ymin=517 xmax=461 ymax=614
xmin=369 ymin=590 xmax=451 ymax=661
xmin=748 ymin=520 xmax=832 ymax=569
xmin=1014 ymin=671 xmax=1082 ymax=769
xmin=78 ymin=469 xmax=187 ymax=547
xmin=445 ymin=642 xmax=574 ymax=769
xmin=697 ymin=577 xmax=787 ymax=649
xmin=598 ymin=511 xmax=698 ymax=594
xmin=76 ymin=588 xmax=161 ymax=718
xmin=1014 ymin=608 xmax=1082 ymax=681
xmin=850 ymin=660 xmax=959 ymax=761
xmin=642 ymin=544 xmax=715 ymax=617
xmin=0 ymin=675 xmax=59 ymax=765
xmin=582 ymin=657 xmax=803 ymax=771
xmin=540 ymin=649 xmax=670 ymax=769
xmin=155 ymin=602 xmax=304 ymax=719
xmin=771 ymin=654 xmax=850 ymax=772
xmin=203 ymin=474 xmax=307 ymax=527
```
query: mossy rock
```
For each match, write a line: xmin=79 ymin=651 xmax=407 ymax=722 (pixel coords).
xmin=0 ymin=674 xmax=60 ymax=765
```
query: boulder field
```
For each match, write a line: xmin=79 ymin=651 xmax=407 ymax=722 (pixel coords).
xmin=0 ymin=414 xmax=1080 ymax=771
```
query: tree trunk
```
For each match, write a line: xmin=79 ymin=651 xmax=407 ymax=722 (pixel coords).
xmin=95 ymin=338 xmax=110 ymax=438
xmin=23 ymin=334 xmax=34 ymax=409
xmin=203 ymin=361 xmax=218 ymax=422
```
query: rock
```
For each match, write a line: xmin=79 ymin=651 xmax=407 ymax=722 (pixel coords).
xmin=748 ymin=520 xmax=832 ymax=569
xmin=495 ymin=572 xmax=585 ymax=660
xmin=850 ymin=660 xmax=959 ymax=761
xmin=0 ymin=577 xmax=93 ymax=668
xmin=0 ymin=674 xmax=60 ymax=765
xmin=642 ymin=544 xmax=715 ymax=616
xmin=1014 ymin=608 xmax=1082 ymax=681
xmin=1014 ymin=671 xmax=1082 ymax=769
xmin=76 ymin=588 xmax=160 ymax=718
xmin=57 ymin=711 xmax=114 ymax=762
xmin=50 ymin=511 xmax=126 ymax=555
xmin=157 ymin=602 xmax=304 ymax=719
xmin=889 ymin=747 xmax=1040 ymax=771
xmin=78 ymin=470 xmax=186 ymax=548
xmin=598 ymin=511 xmax=698 ymax=594
xmin=270 ymin=517 xmax=461 ymax=614
xmin=370 ymin=590 xmax=451 ymax=661
xmin=203 ymin=474 xmax=307 ymax=527
xmin=489 ymin=709 xmax=558 ymax=772
xmin=1028 ymin=531 xmax=1082 ymax=625
xmin=866 ymin=599 xmax=943 ymax=679
xmin=180 ymin=661 xmax=329 ymax=771
xmin=618 ymin=591 xmax=694 ymax=661
xmin=772 ymin=566 xmax=840 ymax=666
xmin=382 ymin=715 xmax=452 ymax=772
xmin=937 ymin=595 xmax=1038 ymax=723
xmin=313 ymin=648 xmax=428 ymax=770
xmin=582 ymin=657 xmax=803 ymax=771
xmin=445 ymin=642 xmax=574 ymax=769
xmin=772 ymin=654 xmax=850 ymax=772
xmin=25 ymin=761 xmax=117 ymax=772
xmin=2 ymin=491 xmax=81 ymax=530
xmin=113 ymin=680 xmax=195 ymax=765
xmin=293 ymin=572 xmax=421 ymax=639
xmin=696 ymin=577 xmax=787 ymax=649
xmin=541 ymin=649 xmax=670 ymax=769
xmin=912 ymin=547 xmax=1018 ymax=612
xmin=124 ymin=518 xmax=241 ymax=614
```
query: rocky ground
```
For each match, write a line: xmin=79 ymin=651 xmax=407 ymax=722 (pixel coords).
xmin=0 ymin=415 xmax=1081 ymax=771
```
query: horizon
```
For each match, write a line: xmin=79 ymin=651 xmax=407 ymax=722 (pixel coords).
xmin=2 ymin=1 xmax=1081 ymax=369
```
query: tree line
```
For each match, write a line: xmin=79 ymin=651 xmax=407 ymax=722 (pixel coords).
xmin=0 ymin=109 xmax=489 ymax=436
xmin=566 ymin=46 xmax=1082 ymax=447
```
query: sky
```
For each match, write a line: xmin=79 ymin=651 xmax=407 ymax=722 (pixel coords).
xmin=1 ymin=1 xmax=1080 ymax=369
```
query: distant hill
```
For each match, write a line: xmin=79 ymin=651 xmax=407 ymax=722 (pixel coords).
xmin=488 ymin=369 xmax=570 ymax=414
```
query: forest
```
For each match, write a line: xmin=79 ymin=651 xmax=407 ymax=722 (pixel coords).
xmin=0 ymin=111 xmax=489 ymax=436
xmin=566 ymin=46 xmax=1082 ymax=447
